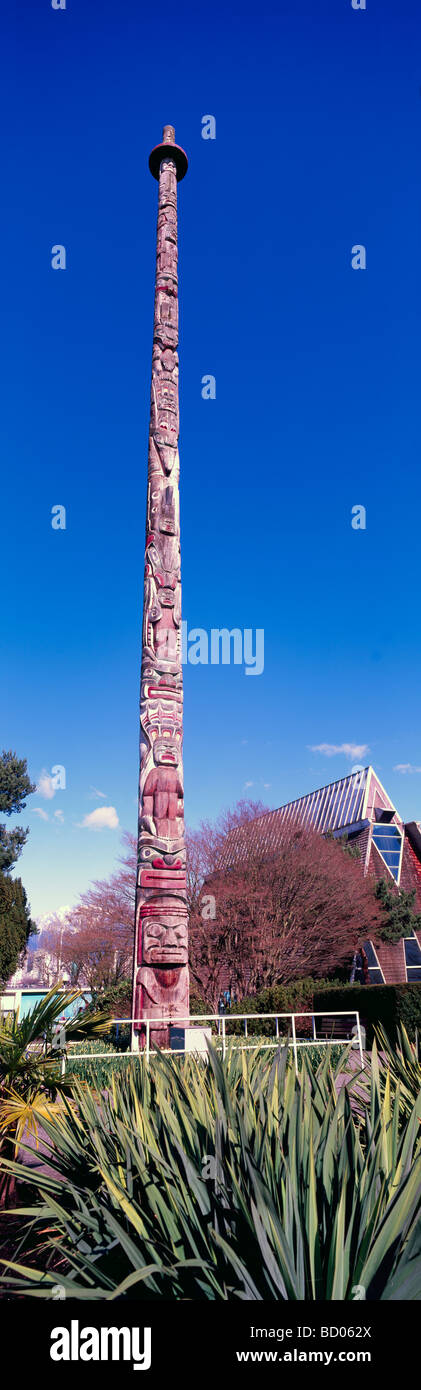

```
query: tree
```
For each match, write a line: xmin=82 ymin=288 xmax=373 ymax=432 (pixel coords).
xmin=0 ymin=750 xmax=36 ymax=873
xmin=375 ymin=879 xmax=421 ymax=944
xmin=0 ymin=874 xmax=36 ymax=984
xmin=189 ymin=804 xmax=383 ymax=1006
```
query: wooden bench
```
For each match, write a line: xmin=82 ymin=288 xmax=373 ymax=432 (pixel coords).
xmin=315 ymin=1015 xmax=359 ymax=1042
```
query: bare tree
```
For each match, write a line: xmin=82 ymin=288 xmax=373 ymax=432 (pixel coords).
xmin=189 ymin=808 xmax=382 ymax=1006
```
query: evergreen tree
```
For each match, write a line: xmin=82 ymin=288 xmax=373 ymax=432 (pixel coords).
xmin=0 ymin=750 xmax=36 ymax=873
xmin=0 ymin=873 xmax=36 ymax=984
xmin=375 ymin=878 xmax=421 ymax=944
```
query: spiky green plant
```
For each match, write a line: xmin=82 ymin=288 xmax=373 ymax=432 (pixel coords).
xmin=374 ymin=1024 xmax=421 ymax=1118
xmin=0 ymin=1040 xmax=420 ymax=1300
xmin=0 ymin=987 xmax=110 ymax=1148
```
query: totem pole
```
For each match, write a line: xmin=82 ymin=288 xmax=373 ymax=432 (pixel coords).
xmin=131 ymin=126 xmax=189 ymax=1050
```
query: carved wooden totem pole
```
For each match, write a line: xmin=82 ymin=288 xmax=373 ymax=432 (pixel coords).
xmin=131 ymin=126 xmax=189 ymax=1050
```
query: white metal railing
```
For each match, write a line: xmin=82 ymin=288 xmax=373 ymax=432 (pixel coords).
xmin=64 ymin=1009 xmax=364 ymax=1075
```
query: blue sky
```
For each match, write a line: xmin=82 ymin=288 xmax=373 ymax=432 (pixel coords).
xmin=2 ymin=0 xmax=421 ymax=919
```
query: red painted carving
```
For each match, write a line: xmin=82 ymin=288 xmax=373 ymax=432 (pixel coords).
xmin=132 ymin=127 xmax=189 ymax=1049
xmin=139 ymin=869 xmax=186 ymax=890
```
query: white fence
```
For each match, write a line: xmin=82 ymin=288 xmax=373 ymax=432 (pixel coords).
xmin=64 ymin=1009 xmax=365 ymax=1074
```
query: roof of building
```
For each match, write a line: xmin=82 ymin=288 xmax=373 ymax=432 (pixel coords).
xmin=220 ymin=766 xmax=404 ymax=872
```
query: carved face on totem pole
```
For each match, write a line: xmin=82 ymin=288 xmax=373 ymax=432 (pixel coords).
xmin=139 ymin=899 xmax=188 ymax=966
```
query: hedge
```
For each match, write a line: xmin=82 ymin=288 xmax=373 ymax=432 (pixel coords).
xmin=219 ymin=978 xmax=345 ymax=1037
xmin=313 ymin=981 xmax=421 ymax=1046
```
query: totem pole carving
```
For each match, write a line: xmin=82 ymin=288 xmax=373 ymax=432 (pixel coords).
xmin=132 ymin=127 xmax=189 ymax=1049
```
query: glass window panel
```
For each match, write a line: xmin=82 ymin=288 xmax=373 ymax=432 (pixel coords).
xmin=372 ymin=825 xmax=402 ymax=881
xmin=404 ymin=938 xmax=421 ymax=967
xmin=363 ymin=940 xmax=380 ymax=969
xmin=368 ymin=968 xmax=383 ymax=984
xmin=406 ymin=967 xmax=421 ymax=981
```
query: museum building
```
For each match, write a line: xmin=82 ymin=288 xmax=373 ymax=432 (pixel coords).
xmin=221 ymin=766 xmax=421 ymax=985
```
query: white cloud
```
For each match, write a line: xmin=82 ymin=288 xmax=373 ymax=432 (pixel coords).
xmin=309 ymin=743 xmax=370 ymax=761
xmin=89 ymin=785 xmax=107 ymax=799
xmin=263 ymin=783 xmax=271 ymax=789
xmin=37 ymin=770 xmax=56 ymax=800
xmin=243 ymin=781 xmax=254 ymax=789
xmin=54 ymin=809 xmax=64 ymax=821
xmin=394 ymin=763 xmax=421 ymax=775
xmin=33 ymin=807 xmax=49 ymax=821
xmin=78 ymin=806 xmax=119 ymax=831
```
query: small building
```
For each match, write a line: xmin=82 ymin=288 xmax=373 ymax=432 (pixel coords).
xmin=0 ymin=987 xmax=91 ymax=1023
xmin=221 ymin=766 xmax=421 ymax=985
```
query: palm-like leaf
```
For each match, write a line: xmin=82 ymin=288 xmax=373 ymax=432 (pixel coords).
xmin=0 ymin=987 xmax=111 ymax=1146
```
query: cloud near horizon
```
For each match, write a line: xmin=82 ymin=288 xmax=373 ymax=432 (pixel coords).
xmin=309 ymin=742 xmax=370 ymax=761
xmin=78 ymin=805 xmax=119 ymax=831
xmin=33 ymin=807 xmax=49 ymax=821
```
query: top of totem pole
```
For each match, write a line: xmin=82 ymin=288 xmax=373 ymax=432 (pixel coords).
xmin=149 ymin=124 xmax=188 ymax=182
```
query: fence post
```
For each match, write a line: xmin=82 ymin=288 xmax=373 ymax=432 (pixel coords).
xmin=312 ymin=1015 xmax=317 ymax=1041
xmin=61 ymin=1052 xmax=66 ymax=1078
xmin=244 ymin=1017 xmax=248 ymax=1038
xmin=291 ymin=1013 xmax=298 ymax=1077
xmin=275 ymin=1015 xmax=279 ymax=1040
xmin=146 ymin=1019 xmax=150 ymax=1065
xmin=222 ymin=1016 xmax=226 ymax=1060
xmin=356 ymin=1012 xmax=364 ymax=1070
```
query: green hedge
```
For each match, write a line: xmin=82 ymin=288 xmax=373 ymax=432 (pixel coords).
xmin=313 ymin=982 xmax=421 ymax=1046
xmin=222 ymin=978 xmax=345 ymax=1037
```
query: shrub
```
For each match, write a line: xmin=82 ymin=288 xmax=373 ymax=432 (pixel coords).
xmin=313 ymin=981 xmax=421 ymax=1046
xmin=226 ymin=977 xmax=345 ymax=1036
xmin=375 ymin=879 xmax=421 ymax=944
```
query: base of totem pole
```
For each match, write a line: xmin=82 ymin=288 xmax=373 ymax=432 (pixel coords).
xmin=149 ymin=1025 xmax=172 ymax=1050
xmin=170 ymin=1025 xmax=212 ymax=1056
xmin=132 ymin=1019 xmax=191 ymax=1053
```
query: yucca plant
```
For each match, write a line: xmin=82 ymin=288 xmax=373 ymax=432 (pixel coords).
xmin=374 ymin=1024 xmax=421 ymax=1119
xmin=0 ymin=1040 xmax=420 ymax=1300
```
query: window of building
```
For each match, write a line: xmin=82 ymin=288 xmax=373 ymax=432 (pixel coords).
xmin=404 ymin=935 xmax=421 ymax=982
xmin=362 ymin=939 xmax=385 ymax=984
xmin=371 ymin=824 xmax=402 ymax=882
